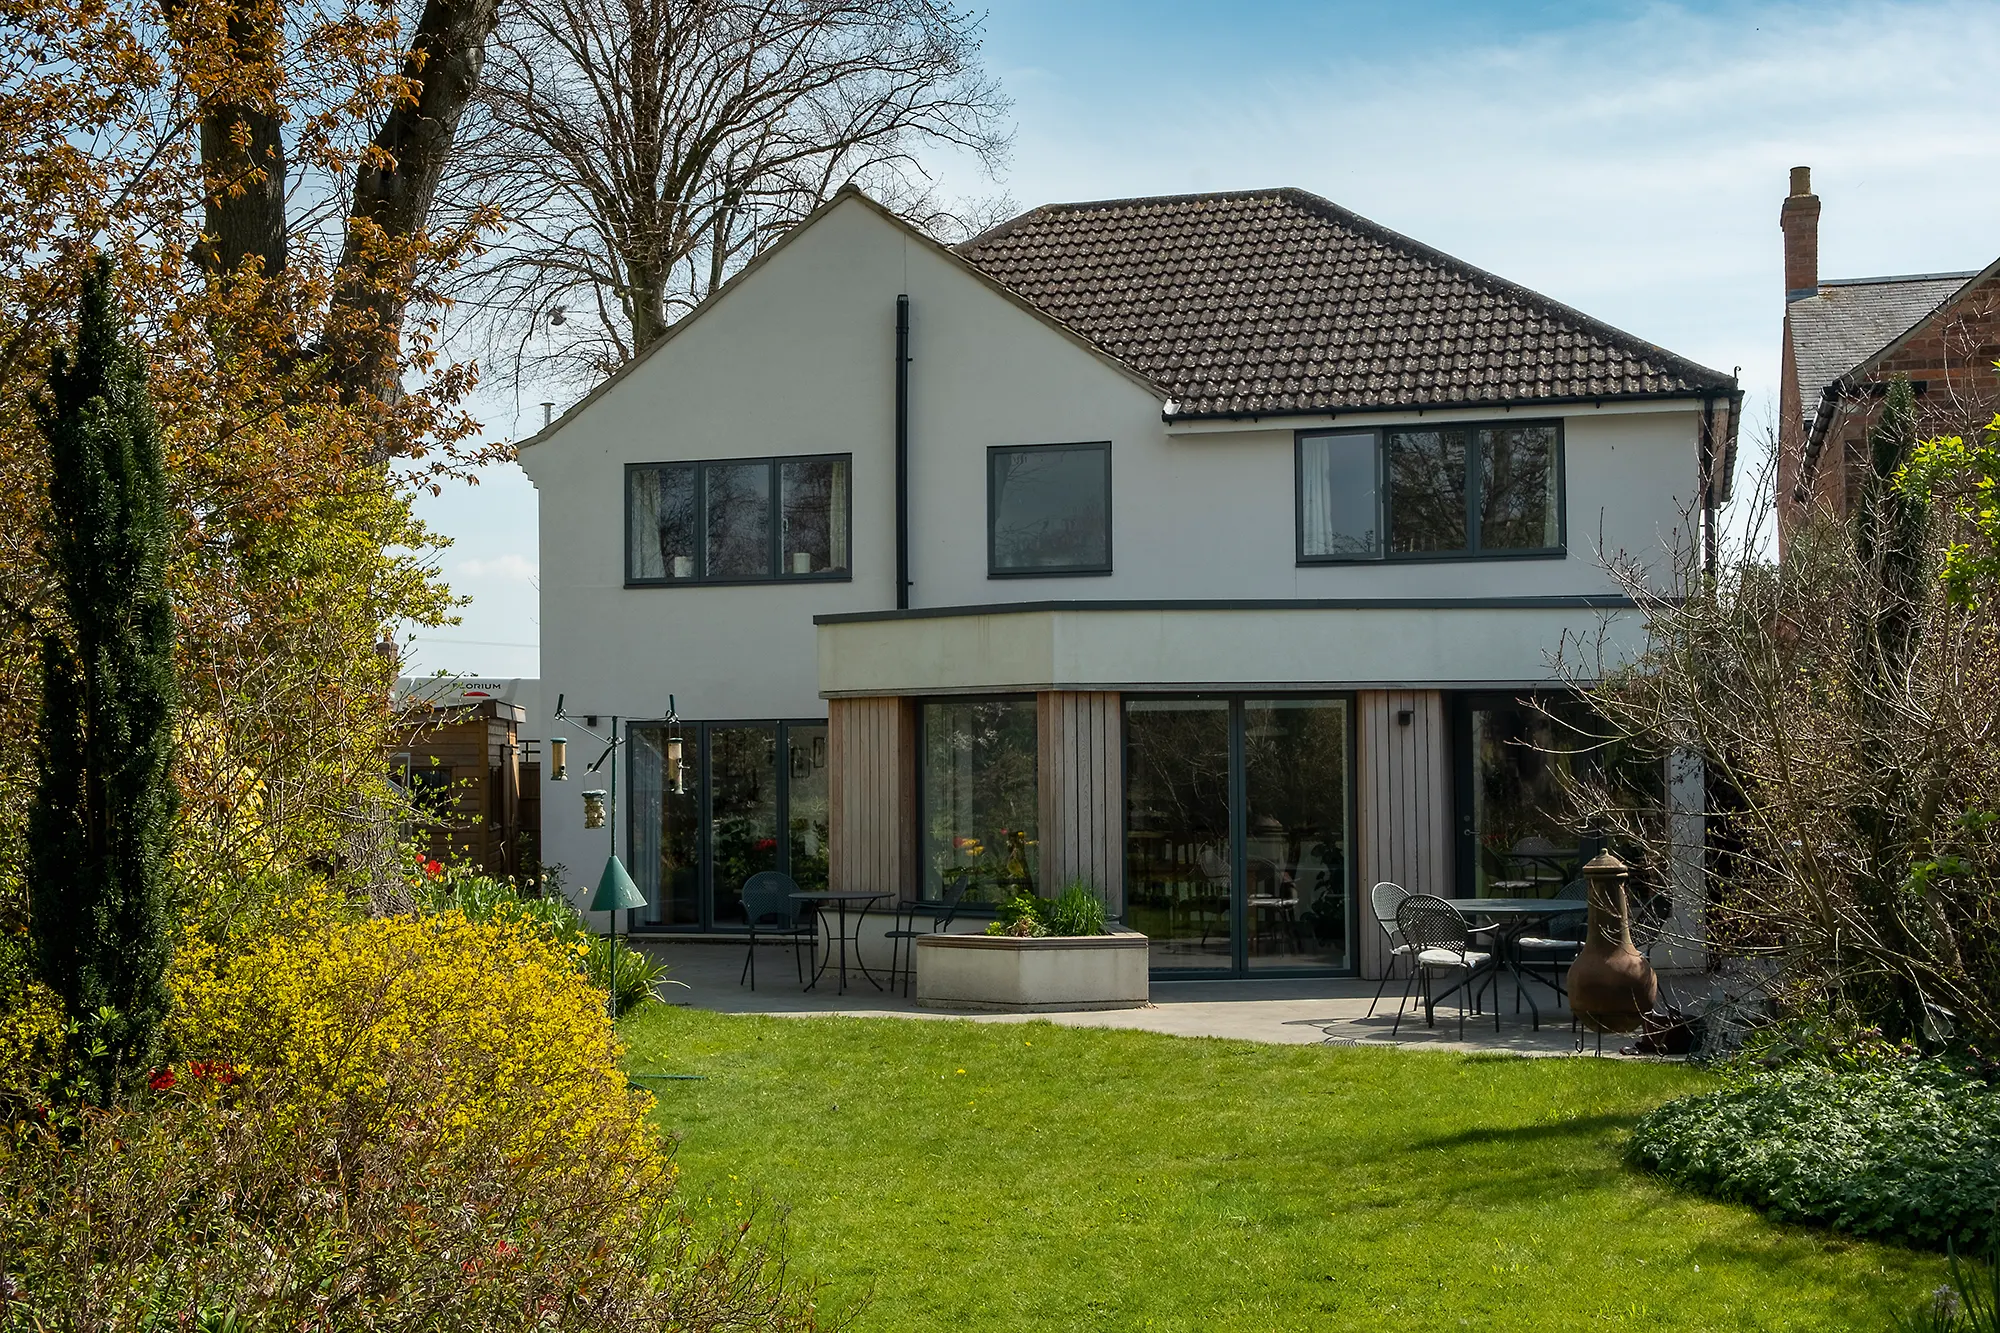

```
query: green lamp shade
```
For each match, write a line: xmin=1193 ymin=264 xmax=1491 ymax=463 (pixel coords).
xmin=589 ymin=854 xmax=648 ymax=912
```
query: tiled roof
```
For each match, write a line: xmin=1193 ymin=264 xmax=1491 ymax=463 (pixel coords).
xmin=1789 ymin=271 xmax=1977 ymax=426
xmin=958 ymin=187 xmax=1736 ymax=418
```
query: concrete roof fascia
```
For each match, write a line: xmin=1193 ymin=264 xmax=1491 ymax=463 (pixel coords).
xmin=1803 ymin=254 xmax=2000 ymax=462
xmin=517 ymin=187 xmax=1169 ymax=453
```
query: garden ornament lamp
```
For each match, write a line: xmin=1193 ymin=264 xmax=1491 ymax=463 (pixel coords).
xmin=590 ymin=854 xmax=649 ymax=1019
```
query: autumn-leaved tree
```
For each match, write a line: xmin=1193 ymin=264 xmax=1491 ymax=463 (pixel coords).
xmin=0 ymin=0 xmax=502 ymax=939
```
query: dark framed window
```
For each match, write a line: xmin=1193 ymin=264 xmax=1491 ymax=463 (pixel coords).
xmin=988 ymin=442 xmax=1112 ymax=576
xmin=626 ymin=455 xmax=850 ymax=585
xmin=1296 ymin=421 xmax=1563 ymax=563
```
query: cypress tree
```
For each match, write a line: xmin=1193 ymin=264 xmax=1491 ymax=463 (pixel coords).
xmin=27 ymin=257 xmax=178 ymax=1097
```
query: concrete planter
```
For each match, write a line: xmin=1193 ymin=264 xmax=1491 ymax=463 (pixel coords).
xmin=914 ymin=928 xmax=1150 ymax=1012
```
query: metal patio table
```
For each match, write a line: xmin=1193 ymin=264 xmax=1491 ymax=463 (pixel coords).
xmin=790 ymin=890 xmax=885 ymax=995
xmin=1448 ymin=897 xmax=1588 ymax=1031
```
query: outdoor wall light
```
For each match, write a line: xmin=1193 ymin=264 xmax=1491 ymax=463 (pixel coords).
xmin=582 ymin=789 xmax=607 ymax=828
xmin=549 ymin=736 xmax=568 ymax=781
xmin=1396 ymin=709 xmax=1414 ymax=727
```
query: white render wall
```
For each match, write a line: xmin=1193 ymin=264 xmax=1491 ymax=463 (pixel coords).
xmin=520 ymin=194 xmax=1708 ymax=898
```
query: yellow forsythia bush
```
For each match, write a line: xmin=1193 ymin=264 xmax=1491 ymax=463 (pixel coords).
xmin=171 ymin=908 xmax=658 ymax=1166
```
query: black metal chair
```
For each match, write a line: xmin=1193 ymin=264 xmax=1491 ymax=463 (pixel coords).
xmin=739 ymin=871 xmax=814 ymax=990
xmin=1365 ymin=881 xmax=1415 ymax=1020
xmin=1394 ymin=894 xmax=1499 ymax=1038
xmin=884 ymin=880 xmax=970 ymax=997
xmin=1512 ymin=877 xmax=1589 ymax=1010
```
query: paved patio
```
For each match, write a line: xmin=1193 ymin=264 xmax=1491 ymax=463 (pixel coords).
xmin=632 ymin=937 xmax=1687 ymax=1057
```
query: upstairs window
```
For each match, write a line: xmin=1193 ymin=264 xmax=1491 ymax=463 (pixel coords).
xmin=988 ymin=442 xmax=1112 ymax=576
xmin=627 ymin=455 xmax=850 ymax=584
xmin=1297 ymin=422 xmax=1562 ymax=562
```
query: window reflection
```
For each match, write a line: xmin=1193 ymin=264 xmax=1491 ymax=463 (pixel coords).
xmin=989 ymin=443 xmax=1111 ymax=572
xmin=921 ymin=699 xmax=1039 ymax=903
xmin=1124 ymin=700 xmax=1233 ymax=971
xmin=705 ymin=463 xmax=771 ymax=579
xmin=1243 ymin=699 xmax=1350 ymax=969
xmin=780 ymin=460 xmax=849 ymax=575
xmin=1477 ymin=425 xmax=1560 ymax=550
xmin=788 ymin=724 xmax=829 ymax=893
xmin=1388 ymin=428 xmax=1470 ymax=553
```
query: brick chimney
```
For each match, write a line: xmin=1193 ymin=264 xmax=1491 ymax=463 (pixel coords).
xmin=1781 ymin=165 xmax=1820 ymax=302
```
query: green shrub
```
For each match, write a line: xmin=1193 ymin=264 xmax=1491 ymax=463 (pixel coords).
xmin=1048 ymin=881 xmax=1108 ymax=937
xmin=984 ymin=881 xmax=1108 ymax=938
xmin=1627 ymin=1053 xmax=2000 ymax=1250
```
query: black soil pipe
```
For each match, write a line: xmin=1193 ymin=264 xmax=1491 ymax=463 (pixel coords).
xmin=895 ymin=294 xmax=910 ymax=610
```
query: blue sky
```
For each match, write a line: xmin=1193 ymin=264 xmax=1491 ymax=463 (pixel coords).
xmin=407 ymin=0 xmax=2000 ymax=679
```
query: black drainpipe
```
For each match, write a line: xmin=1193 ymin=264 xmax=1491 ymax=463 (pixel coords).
xmin=1698 ymin=394 xmax=1718 ymax=574
xmin=895 ymin=294 xmax=911 ymax=610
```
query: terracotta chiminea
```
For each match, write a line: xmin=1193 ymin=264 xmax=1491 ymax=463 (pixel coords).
xmin=1565 ymin=851 xmax=1658 ymax=1034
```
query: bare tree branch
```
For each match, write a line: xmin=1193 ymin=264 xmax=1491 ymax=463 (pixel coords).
xmin=441 ymin=0 xmax=1012 ymax=390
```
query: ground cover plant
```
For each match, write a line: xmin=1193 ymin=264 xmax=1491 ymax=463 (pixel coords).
xmin=1628 ymin=1044 xmax=2000 ymax=1252
xmin=626 ymin=1006 xmax=1946 ymax=1332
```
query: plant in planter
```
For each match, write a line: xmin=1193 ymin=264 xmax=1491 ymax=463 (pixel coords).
xmin=986 ymin=882 xmax=1109 ymax=938
xmin=919 ymin=877 xmax=1143 ymax=1012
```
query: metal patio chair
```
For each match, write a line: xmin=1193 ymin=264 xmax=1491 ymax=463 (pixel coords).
xmin=739 ymin=871 xmax=814 ymax=991
xmin=1394 ymin=894 xmax=1499 ymax=1038
xmin=1365 ymin=881 xmax=1416 ymax=1020
xmin=885 ymin=880 xmax=970 ymax=997
xmin=1512 ymin=876 xmax=1588 ymax=1011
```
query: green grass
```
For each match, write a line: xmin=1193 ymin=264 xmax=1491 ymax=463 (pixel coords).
xmin=622 ymin=1007 xmax=1943 ymax=1331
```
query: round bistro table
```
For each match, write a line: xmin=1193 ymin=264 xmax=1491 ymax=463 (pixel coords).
xmin=790 ymin=890 xmax=885 ymax=995
xmin=1450 ymin=897 xmax=1588 ymax=1030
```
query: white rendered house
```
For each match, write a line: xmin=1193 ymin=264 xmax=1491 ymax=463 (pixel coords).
xmin=519 ymin=186 xmax=1736 ymax=979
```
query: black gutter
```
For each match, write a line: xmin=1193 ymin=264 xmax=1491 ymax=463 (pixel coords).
xmin=816 ymin=593 xmax=1645 ymax=626
xmin=895 ymin=295 xmax=911 ymax=610
xmin=1160 ymin=387 xmax=1739 ymax=425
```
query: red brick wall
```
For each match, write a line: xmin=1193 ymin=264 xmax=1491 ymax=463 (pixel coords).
xmin=1784 ymin=273 xmax=2000 ymax=535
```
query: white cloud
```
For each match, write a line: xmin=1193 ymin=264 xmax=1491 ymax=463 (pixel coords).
xmin=455 ymin=553 xmax=538 ymax=582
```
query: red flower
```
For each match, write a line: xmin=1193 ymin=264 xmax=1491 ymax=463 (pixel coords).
xmin=188 ymin=1059 xmax=240 ymax=1086
xmin=753 ymin=838 xmax=777 ymax=852
xmin=425 ymin=859 xmax=443 ymax=878
xmin=148 ymin=1068 xmax=176 ymax=1092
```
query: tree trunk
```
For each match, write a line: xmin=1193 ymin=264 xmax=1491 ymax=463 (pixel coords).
xmin=330 ymin=0 xmax=504 ymax=404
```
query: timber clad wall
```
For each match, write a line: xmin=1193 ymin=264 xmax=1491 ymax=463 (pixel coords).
xmin=1355 ymin=690 xmax=1451 ymax=978
xmin=1037 ymin=691 xmax=1125 ymax=914
xmin=828 ymin=696 xmax=918 ymax=900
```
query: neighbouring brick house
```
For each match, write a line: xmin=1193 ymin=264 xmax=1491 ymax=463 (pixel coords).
xmin=1777 ymin=165 xmax=2000 ymax=549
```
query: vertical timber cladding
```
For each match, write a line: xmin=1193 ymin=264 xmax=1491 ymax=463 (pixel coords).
xmin=1356 ymin=690 xmax=1451 ymax=979
xmin=1036 ymin=692 xmax=1125 ymax=915
xmin=827 ymin=696 xmax=918 ymax=899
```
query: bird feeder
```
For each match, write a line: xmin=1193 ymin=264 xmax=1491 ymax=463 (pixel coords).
xmin=582 ymin=788 xmax=607 ymax=829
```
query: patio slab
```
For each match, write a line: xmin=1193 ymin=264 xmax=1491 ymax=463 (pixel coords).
xmin=630 ymin=937 xmax=1685 ymax=1058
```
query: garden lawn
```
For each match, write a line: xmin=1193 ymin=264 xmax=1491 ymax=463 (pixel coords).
xmin=623 ymin=1008 xmax=1942 ymax=1332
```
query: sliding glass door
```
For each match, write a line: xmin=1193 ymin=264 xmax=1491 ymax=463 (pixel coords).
xmin=629 ymin=718 xmax=828 ymax=930
xmin=1124 ymin=700 xmax=1233 ymax=971
xmin=1125 ymin=696 xmax=1353 ymax=976
xmin=1451 ymin=693 xmax=1665 ymax=898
